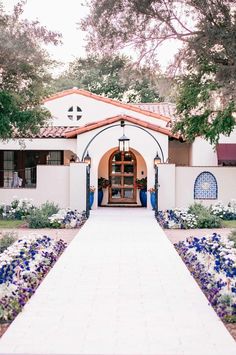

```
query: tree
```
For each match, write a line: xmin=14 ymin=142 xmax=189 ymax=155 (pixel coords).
xmin=81 ymin=0 xmax=236 ymax=144
xmin=53 ymin=54 xmax=175 ymax=103
xmin=0 ymin=1 xmax=61 ymax=139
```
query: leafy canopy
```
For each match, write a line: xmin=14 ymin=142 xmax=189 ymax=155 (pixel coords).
xmin=82 ymin=0 xmax=236 ymax=144
xmin=52 ymin=54 xmax=175 ymax=103
xmin=0 ymin=1 xmax=61 ymax=139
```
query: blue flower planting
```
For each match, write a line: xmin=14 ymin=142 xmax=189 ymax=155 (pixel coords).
xmin=48 ymin=209 xmax=87 ymax=228
xmin=157 ymin=209 xmax=197 ymax=229
xmin=0 ymin=235 xmax=67 ymax=322
xmin=175 ymin=233 xmax=236 ymax=320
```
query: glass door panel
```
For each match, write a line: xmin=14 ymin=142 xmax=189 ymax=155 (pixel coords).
xmin=109 ymin=150 xmax=136 ymax=203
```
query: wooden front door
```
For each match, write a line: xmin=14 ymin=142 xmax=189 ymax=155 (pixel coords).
xmin=109 ymin=150 xmax=136 ymax=203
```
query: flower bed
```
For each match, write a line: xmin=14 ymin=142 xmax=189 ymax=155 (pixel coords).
xmin=0 ymin=235 xmax=66 ymax=323
xmin=156 ymin=201 xmax=236 ymax=229
xmin=157 ymin=209 xmax=198 ymax=229
xmin=175 ymin=233 xmax=236 ymax=322
xmin=0 ymin=197 xmax=35 ymax=220
xmin=48 ymin=209 xmax=87 ymax=228
xmin=211 ymin=200 xmax=236 ymax=220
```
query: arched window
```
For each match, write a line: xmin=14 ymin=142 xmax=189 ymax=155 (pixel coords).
xmin=194 ymin=171 xmax=218 ymax=199
xmin=67 ymin=106 xmax=82 ymax=121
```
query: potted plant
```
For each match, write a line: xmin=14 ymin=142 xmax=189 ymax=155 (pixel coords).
xmin=148 ymin=187 xmax=157 ymax=210
xmin=136 ymin=177 xmax=147 ymax=207
xmin=89 ymin=186 xmax=95 ymax=209
xmin=97 ymin=177 xmax=109 ymax=206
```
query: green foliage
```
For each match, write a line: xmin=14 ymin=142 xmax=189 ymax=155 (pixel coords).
xmin=0 ymin=233 xmax=16 ymax=253
xmin=188 ymin=203 xmax=222 ymax=228
xmin=136 ymin=177 xmax=147 ymax=190
xmin=196 ymin=213 xmax=222 ymax=229
xmin=82 ymin=1 xmax=236 ymax=143
xmin=98 ymin=177 xmax=109 ymax=190
xmin=52 ymin=54 xmax=176 ymax=102
xmin=188 ymin=203 xmax=208 ymax=217
xmin=0 ymin=2 xmax=61 ymax=139
xmin=27 ymin=202 xmax=59 ymax=229
xmin=228 ymin=229 xmax=236 ymax=248
xmin=173 ymin=62 xmax=235 ymax=145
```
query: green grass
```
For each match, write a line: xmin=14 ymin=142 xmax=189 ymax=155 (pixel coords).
xmin=0 ymin=220 xmax=26 ymax=228
xmin=222 ymin=220 xmax=236 ymax=228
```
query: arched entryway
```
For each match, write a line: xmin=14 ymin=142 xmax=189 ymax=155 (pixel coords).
xmin=109 ymin=150 xmax=136 ymax=204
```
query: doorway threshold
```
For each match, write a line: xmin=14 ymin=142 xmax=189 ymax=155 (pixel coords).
xmin=101 ymin=204 xmax=142 ymax=208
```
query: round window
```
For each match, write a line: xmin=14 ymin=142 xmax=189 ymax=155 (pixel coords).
xmin=67 ymin=106 xmax=82 ymax=121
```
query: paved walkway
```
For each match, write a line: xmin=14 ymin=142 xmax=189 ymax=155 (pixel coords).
xmin=0 ymin=208 xmax=235 ymax=355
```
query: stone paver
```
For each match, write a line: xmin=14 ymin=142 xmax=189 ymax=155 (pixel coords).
xmin=0 ymin=208 xmax=235 ymax=355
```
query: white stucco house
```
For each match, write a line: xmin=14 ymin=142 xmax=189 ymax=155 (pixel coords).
xmin=0 ymin=88 xmax=235 ymax=211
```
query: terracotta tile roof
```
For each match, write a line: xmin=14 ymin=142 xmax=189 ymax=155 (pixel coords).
xmin=134 ymin=102 xmax=177 ymax=121
xmin=44 ymin=88 xmax=171 ymax=123
xmin=14 ymin=126 xmax=77 ymax=138
xmin=65 ymin=115 xmax=179 ymax=139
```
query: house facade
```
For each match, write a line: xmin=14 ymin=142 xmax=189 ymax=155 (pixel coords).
xmin=0 ymin=88 xmax=235 ymax=211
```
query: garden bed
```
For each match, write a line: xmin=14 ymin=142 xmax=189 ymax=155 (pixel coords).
xmin=175 ymin=233 xmax=236 ymax=340
xmin=157 ymin=200 xmax=236 ymax=230
xmin=0 ymin=234 xmax=67 ymax=332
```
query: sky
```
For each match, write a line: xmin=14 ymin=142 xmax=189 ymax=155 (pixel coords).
xmin=2 ymin=0 xmax=89 ymax=72
xmin=2 ymin=0 xmax=180 ymax=75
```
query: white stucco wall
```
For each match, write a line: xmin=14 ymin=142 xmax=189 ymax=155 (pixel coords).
xmin=158 ymin=164 xmax=176 ymax=210
xmin=176 ymin=167 xmax=236 ymax=208
xmin=69 ymin=163 xmax=87 ymax=212
xmin=0 ymin=166 xmax=70 ymax=207
xmin=190 ymin=138 xmax=218 ymax=166
xmin=219 ymin=127 xmax=236 ymax=143
xmin=0 ymin=138 xmax=77 ymax=152
xmin=44 ymin=93 xmax=168 ymax=128
xmin=0 ymin=164 xmax=87 ymax=211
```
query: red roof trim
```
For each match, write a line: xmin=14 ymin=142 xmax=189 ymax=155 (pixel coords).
xmin=44 ymin=88 xmax=171 ymax=123
xmin=65 ymin=115 xmax=179 ymax=138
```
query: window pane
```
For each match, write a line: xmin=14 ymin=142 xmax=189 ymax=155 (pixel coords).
xmin=124 ymin=153 xmax=133 ymax=161
xmin=124 ymin=176 xmax=133 ymax=186
xmin=47 ymin=151 xmax=62 ymax=165
xmin=111 ymin=176 xmax=121 ymax=185
xmin=112 ymin=152 xmax=122 ymax=161
xmin=124 ymin=164 xmax=134 ymax=174
xmin=124 ymin=189 xmax=134 ymax=198
xmin=111 ymin=164 xmax=121 ymax=173
xmin=111 ymin=189 xmax=121 ymax=198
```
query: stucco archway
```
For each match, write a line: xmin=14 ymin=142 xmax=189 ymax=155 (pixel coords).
xmin=97 ymin=147 xmax=147 ymax=206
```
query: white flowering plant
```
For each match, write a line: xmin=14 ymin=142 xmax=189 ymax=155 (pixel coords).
xmin=175 ymin=233 xmax=236 ymax=322
xmin=0 ymin=197 xmax=35 ymax=220
xmin=0 ymin=234 xmax=66 ymax=322
xmin=48 ymin=209 xmax=87 ymax=229
xmin=211 ymin=199 xmax=236 ymax=220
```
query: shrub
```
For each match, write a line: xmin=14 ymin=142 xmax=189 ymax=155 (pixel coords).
xmin=228 ymin=229 xmax=236 ymax=248
xmin=0 ymin=233 xmax=16 ymax=253
xmin=188 ymin=203 xmax=222 ymax=228
xmin=188 ymin=202 xmax=208 ymax=216
xmin=0 ymin=198 xmax=35 ymax=220
xmin=196 ymin=211 xmax=222 ymax=228
xmin=27 ymin=202 xmax=59 ymax=228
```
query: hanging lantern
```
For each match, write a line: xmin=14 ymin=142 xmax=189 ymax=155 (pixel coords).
xmin=118 ymin=134 xmax=130 ymax=152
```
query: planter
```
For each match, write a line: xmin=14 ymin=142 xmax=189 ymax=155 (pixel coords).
xmin=89 ymin=192 xmax=94 ymax=209
xmin=150 ymin=192 xmax=157 ymax=210
xmin=139 ymin=189 xmax=147 ymax=207
xmin=98 ymin=190 xmax=103 ymax=206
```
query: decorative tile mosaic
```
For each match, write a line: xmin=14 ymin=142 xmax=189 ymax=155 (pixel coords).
xmin=194 ymin=171 xmax=218 ymax=199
